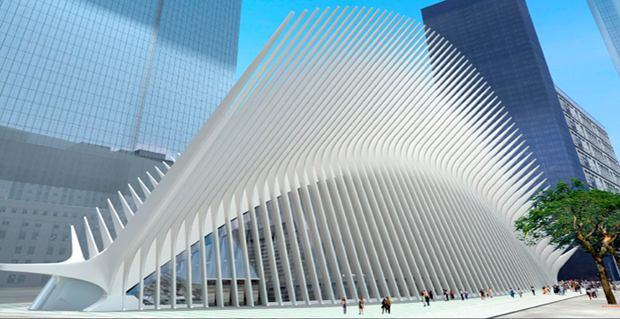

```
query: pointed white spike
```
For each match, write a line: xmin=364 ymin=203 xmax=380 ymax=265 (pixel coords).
xmin=83 ymin=216 xmax=99 ymax=259
xmin=96 ymin=207 xmax=113 ymax=249
xmin=127 ymin=184 xmax=143 ymax=209
xmin=107 ymin=198 xmax=125 ymax=234
xmin=146 ymin=171 xmax=159 ymax=188
xmin=155 ymin=166 xmax=165 ymax=179
xmin=65 ymin=225 xmax=85 ymax=263
xmin=170 ymin=156 xmax=176 ymax=163
xmin=137 ymin=177 xmax=151 ymax=196
xmin=118 ymin=191 xmax=134 ymax=221
xmin=162 ymin=161 xmax=171 ymax=170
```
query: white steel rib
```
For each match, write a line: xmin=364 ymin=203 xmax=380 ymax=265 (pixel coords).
xmin=0 ymin=6 xmax=572 ymax=311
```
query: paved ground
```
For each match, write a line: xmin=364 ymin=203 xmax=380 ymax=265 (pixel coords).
xmin=1 ymin=290 xmax=614 ymax=318
xmin=498 ymin=291 xmax=620 ymax=318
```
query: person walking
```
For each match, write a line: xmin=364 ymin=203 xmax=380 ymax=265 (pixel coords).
xmin=459 ymin=289 xmax=464 ymax=300
xmin=429 ymin=290 xmax=434 ymax=301
xmin=479 ymin=288 xmax=485 ymax=300
xmin=381 ymin=297 xmax=387 ymax=314
xmin=464 ymin=289 xmax=469 ymax=300
xmin=517 ymin=288 xmax=522 ymax=298
xmin=531 ymin=286 xmax=535 ymax=296
xmin=509 ymin=288 xmax=515 ymax=298
xmin=443 ymin=289 xmax=449 ymax=301
xmin=450 ymin=290 xmax=455 ymax=300
xmin=425 ymin=291 xmax=430 ymax=307
xmin=358 ymin=297 xmax=365 ymax=315
xmin=386 ymin=297 xmax=391 ymax=314
xmin=342 ymin=298 xmax=347 ymax=314
xmin=488 ymin=288 xmax=493 ymax=298
xmin=420 ymin=291 xmax=427 ymax=307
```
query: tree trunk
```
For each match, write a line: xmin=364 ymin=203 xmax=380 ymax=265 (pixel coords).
xmin=594 ymin=255 xmax=617 ymax=304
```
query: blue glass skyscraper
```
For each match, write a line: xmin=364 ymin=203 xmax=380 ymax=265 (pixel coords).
xmin=588 ymin=0 xmax=620 ymax=77
xmin=422 ymin=0 xmax=587 ymax=190
xmin=422 ymin=0 xmax=591 ymax=279
xmin=0 ymin=0 xmax=240 ymax=157
xmin=0 ymin=0 xmax=240 ymax=287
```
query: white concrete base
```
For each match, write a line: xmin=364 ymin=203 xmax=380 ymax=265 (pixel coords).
xmin=0 ymin=291 xmax=601 ymax=318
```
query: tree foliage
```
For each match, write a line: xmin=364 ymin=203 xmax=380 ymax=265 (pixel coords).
xmin=514 ymin=178 xmax=620 ymax=304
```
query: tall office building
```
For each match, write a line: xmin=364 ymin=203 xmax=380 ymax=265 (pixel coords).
xmin=557 ymin=86 xmax=620 ymax=280
xmin=557 ymin=87 xmax=620 ymax=193
xmin=588 ymin=0 xmax=620 ymax=77
xmin=422 ymin=0 xmax=587 ymax=190
xmin=0 ymin=0 xmax=241 ymax=287
xmin=422 ymin=0 xmax=618 ymax=279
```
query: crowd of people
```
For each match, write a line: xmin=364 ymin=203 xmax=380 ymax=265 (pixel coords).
xmin=338 ymin=279 xmax=619 ymax=315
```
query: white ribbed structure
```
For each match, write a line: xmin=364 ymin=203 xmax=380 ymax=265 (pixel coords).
xmin=0 ymin=7 xmax=574 ymax=311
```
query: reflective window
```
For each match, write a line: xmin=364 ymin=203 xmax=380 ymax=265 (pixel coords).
xmin=0 ymin=0 xmax=240 ymax=285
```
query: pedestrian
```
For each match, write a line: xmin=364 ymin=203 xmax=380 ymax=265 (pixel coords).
xmin=517 ymin=288 xmax=522 ymax=298
xmin=443 ymin=289 xmax=448 ymax=301
xmin=425 ymin=292 xmax=430 ymax=306
xmin=488 ymin=288 xmax=493 ymax=298
xmin=420 ymin=291 xmax=427 ymax=307
xmin=450 ymin=290 xmax=455 ymax=300
xmin=429 ymin=290 xmax=434 ymax=301
xmin=480 ymin=288 xmax=485 ymax=300
xmin=464 ymin=290 xmax=469 ymax=300
xmin=386 ymin=297 xmax=391 ymax=314
xmin=586 ymin=287 xmax=592 ymax=300
xmin=342 ymin=298 xmax=347 ymax=314
xmin=531 ymin=286 xmax=535 ymax=296
xmin=358 ymin=297 xmax=364 ymax=315
xmin=381 ymin=297 xmax=387 ymax=314
xmin=509 ymin=288 xmax=515 ymax=298
xmin=459 ymin=289 xmax=464 ymax=300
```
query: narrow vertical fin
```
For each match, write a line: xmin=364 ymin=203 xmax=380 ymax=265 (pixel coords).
xmin=65 ymin=225 xmax=85 ymax=263
xmin=137 ymin=177 xmax=151 ymax=196
xmin=96 ymin=207 xmax=113 ymax=249
xmin=83 ymin=216 xmax=100 ymax=259
xmin=108 ymin=198 xmax=125 ymax=234
xmin=128 ymin=184 xmax=143 ymax=209
xmin=118 ymin=191 xmax=135 ymax=221
xmin=146 ymin=171 xmax=159 ymax=188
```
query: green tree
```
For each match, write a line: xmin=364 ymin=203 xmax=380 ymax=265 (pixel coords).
xmin=514 ymin=179 xmax=620 ymax=305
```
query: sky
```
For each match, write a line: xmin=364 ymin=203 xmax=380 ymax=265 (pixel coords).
xmin=237 ymin=0 xmax=620 ymax=156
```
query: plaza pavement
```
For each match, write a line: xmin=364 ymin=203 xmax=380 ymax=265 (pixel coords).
xmin=498 ymin=290 xmax=620 ymax=318
xmin=1 ymin=290 xmax=618 ymax=318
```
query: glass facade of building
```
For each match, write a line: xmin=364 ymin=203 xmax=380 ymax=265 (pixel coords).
xmin=557 ymin=86 xmax=620 ymax=280
xmin=421 ymin=0 xmax=595 ymax=279
xmin=0 ymin=0 xmax=241 ymax=287
xmin=588 ymin=0 xmax=620 ymax=77
xmin=421 ymin=0 xmax=587 ymax=190
xmin=557 ymin=87 xmax=620 ymax=193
